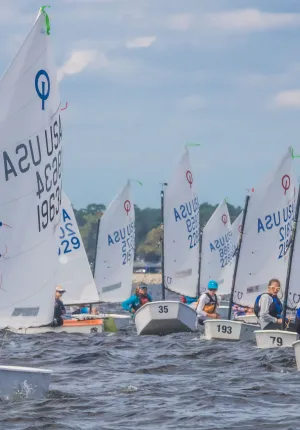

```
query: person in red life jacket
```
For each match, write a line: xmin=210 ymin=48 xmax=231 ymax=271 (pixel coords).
xmin=122 ymin=283 xmax=152 ymax=315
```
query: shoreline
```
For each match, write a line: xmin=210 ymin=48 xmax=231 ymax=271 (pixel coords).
xmin=133 ymin=273 xmax=162 ymax=285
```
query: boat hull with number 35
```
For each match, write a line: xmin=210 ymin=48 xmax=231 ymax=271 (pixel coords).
xmin=134 ymin=301 xmax=197 ymax=335
xmin=254 ymin=330 xmax=297 ymax=349
xmin=204 ymin=320 xmax=258 ymax=341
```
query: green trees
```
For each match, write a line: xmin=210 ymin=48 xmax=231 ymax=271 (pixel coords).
xmin=74 ymin=202 xmax=242 ymax=264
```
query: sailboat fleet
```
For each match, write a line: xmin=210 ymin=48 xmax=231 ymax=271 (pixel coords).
xmin=1 ymin=6 xmax=300 ymax=400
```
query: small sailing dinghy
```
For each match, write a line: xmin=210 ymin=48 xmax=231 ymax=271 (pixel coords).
xmin=255 ymin=157 xmax=299 ymax=348
xmin=93 ymin=181 xmax=134 ymax=330
xmin=0 ymin=7 xmax=61 ymax=397
xmin=14 ymin=192 xmax=104 ymax=334
xmin=205 ymin=149 xmax=295 ymax=341
xmin=134 ymin=148 xmax=199 ymax=335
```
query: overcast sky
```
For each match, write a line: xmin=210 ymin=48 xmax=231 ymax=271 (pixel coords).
xmin=1 ymin=0 xmax=300 ymax=210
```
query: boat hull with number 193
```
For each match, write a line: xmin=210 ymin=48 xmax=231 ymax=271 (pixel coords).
xmin=254 ymin=330 xmax=297 ymax=349
xmin=134 ymin=301 xmax=197 ymax=335
xmin=204 ymin=320 xmax=258 ymax=341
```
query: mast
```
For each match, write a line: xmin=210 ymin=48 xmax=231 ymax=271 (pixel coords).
xmin=92 ymin=218 xmax=101 ymax=277
xmin=196 ymin=229 xmax=202 ymax=297
xmin=90 ymin=217 xmax=101 ymax=312
xmin=281 ymin=187 xmax=300 ymax=330
xmin=160 ymin=183 xmax=167 ymax=300
xmin=227 ymin=195 xmax=250 ymax=320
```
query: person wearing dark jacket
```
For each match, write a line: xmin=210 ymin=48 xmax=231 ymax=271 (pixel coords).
xmin=53 ymin=286 xmax=66 ymax=326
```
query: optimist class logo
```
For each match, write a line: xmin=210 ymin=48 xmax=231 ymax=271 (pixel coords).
xmin=186 ymin=171 xmax=193 ymax=188
xmin=221 ymin=214 xmax=228 ymax=225
xmin=124 ymin=200 xmax=131 ymax=215
xmin=282 ymin=175 xmax=290 ymax=195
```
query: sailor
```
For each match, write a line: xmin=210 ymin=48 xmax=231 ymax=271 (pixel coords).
xmin=53 ymin=286 xmax=66 ymax=326
xmin=295 ymin=306 xmax=300 ymax=340
xmin=180 ymin=296 xmax=197 ymax=306
xmin=254 ymin=279 xmax=288 ymax=330
xmin=196 ymin=280 xmax=220 ymax=325
xmin=122 ymin=283 xmax=152 ymax=315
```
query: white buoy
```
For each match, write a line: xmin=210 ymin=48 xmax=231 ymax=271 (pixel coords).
xmin=0 ymin=366 xmax=52 ymax=399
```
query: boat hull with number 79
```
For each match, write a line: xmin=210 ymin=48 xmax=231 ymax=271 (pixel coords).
xmin=203 ymin=320 xmax=258 ymax=341
xmin=134 ymin=301 xmax=197 ymax=335
xmin=254 ymin=330 xmax=297 ymax=349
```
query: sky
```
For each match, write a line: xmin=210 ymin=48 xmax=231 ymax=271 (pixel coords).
xmin=1 ymin=0 xmax=300 ymax=210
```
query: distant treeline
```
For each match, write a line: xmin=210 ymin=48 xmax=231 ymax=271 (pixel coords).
xmin=74 ymin=202 xmax=242 ymax=264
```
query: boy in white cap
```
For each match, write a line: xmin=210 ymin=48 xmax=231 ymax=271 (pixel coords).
xmin=54 ymin=286 xmax=66 ymax=326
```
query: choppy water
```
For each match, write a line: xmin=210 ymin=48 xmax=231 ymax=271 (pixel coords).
xmin=0 ymin=285 xmax=300 ymax=430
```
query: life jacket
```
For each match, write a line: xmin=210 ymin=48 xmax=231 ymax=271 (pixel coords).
xmin=254 ymin=293 xmax=282 ymax=318
xmin=203 ymin=293 xmax=218 ymax=314
xmin=132 ymin=294 xmax=151 ymax=311
xmin=181 ymin=296 xmax=186 ymax=303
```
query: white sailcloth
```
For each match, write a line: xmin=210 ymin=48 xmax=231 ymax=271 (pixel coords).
xmin=94 ymin=181 xmax=135 ymax=302
xmin=233 ymin=148 xmax=297 ymax=307
xmin=163 ymin=148 xmax=200 ymax=297
xmin=57 ymin=192 xmax=99 ymax=305
xmin=0 ymin=10 xmax=62 ymax=329
xmin=200 ymin=200 xmax=233 ymax=295
xmin=285 ymin=193 xmax=300 ymax=310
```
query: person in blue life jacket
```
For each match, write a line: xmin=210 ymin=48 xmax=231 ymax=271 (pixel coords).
xmin=181 ymin=295 xmax=197 ymax=305
xmin=254 ymin=278 xmax=293 ymax=330
xmin=196 ymin=280 xmax=221 ymax=325
xmin=122 ymin=283 xmax=152 ymax=315
xmin=53 ymin=286 xmax=66 ymax=326
xmin=72 ymin=305 xmax=90 ymax=315
xmin=295 ymin=306 xmax=300 ymax=339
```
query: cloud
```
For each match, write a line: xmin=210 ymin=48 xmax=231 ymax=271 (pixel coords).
xmin=180 ymin=95 xmax=205 ymax=111
xmin=57 ymin=50 xmax=106 ymax=81
xmin=168 ymin=13 xmax=193 ymax=31
xmin=126 ymin=36 xmax=156 ymax=49
xmin=206 ymin=9 xmax=300 ymax=32
xmin=272 ymin=90 xmax=300 ymax=109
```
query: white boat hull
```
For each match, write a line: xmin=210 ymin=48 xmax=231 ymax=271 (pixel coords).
xmin=134 ymin=301 xmax=196 ymax=335
xmin=255 ymin=330 xmax=297 ymax=349
xmin=292 ymin=339 xmax=300 ymax=370
xmin=204 ymin=319 xmax=258 ymax=341
xmin=235 ymin=314 xmax=258 ymax=324
xmin=0 ymin=366 xmax=52 ymax=400
xmin=10 ymin=319 xmax=104 ymax=335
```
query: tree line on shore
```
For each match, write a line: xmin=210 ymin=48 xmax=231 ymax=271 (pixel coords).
xmin=74 ymin=202 xmax=242 ymax=264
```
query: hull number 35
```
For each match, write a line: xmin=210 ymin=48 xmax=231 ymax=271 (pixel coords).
xmin=217 ymin=324 xmax=232 ymax=334
xmin=158 ymin=305 xmax=168 ymax=313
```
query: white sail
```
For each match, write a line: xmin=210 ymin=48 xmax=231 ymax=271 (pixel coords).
xmin=57 ymin=192 xmax=99 ymax=305
xmin=285 ymin=192 xmax=300 ymax=310
xmin=200 ymin=200 xmax=233 ymax=295
xmin=0 ymin=10 xmax=62 ymax=329
xmin=233 ymin=148 xmax=297 ymax=307
xmin=94 ymin=181 xmax=135 ymax=302
xmin=163 ymin=148 xmax=200 ymax=297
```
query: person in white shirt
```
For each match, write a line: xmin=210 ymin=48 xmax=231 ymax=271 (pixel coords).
xmin=196 ymin=280 xmax=221 ymax=326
